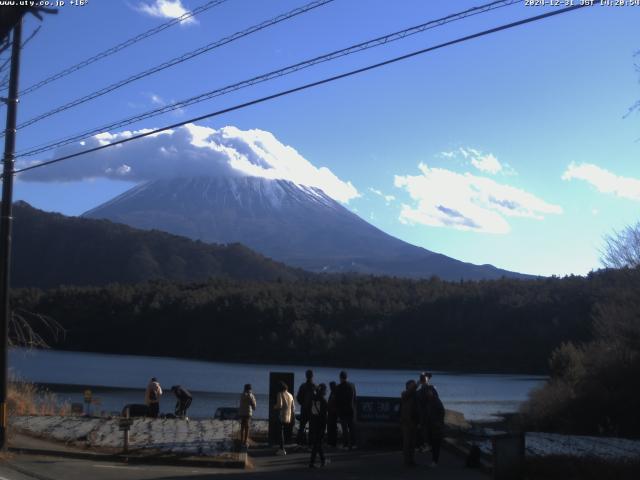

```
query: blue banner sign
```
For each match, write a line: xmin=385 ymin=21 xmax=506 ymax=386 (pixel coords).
xmin=356 ymin=396 xmax=401 ymax=423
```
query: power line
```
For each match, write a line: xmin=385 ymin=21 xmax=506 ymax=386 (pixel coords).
xmin=7 ymin=0 xmax=335 ymax=135
xmin=0 ymin=26 xmax=40 ymax=92
xmin=4 ymin=0 xmax=230 ymax=96
xmin=12 ymin=3 xmax=591 ymax=178
xmin=15 ymin=0 xmax=520 ymax=159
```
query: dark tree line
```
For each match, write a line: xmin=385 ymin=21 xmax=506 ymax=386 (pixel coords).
xmin=11 ymin=270 xmax=619 ymax=374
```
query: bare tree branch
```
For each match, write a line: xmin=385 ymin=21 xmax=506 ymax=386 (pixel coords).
xmin=9 ymin=308 xmax=64 ymax=348
xmin=601 ymin=221 xmax=640 ymax=269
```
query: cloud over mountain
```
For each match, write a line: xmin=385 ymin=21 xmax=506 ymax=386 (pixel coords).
xmin=394 ymin=163 xmax=562 ymax=234
xmin=18 ymin=124 xmax=360 ymax=203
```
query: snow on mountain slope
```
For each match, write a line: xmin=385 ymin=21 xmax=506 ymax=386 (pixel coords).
xmin=84 ymin=176 xmax=531 ymax=281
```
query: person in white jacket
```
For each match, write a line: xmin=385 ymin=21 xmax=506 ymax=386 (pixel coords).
xmin=238 ymin=384 xmax=257 ymax=447
xmin=145 ymin=377 xmax=163 ymax=418
xmin=273 ymin=381 xmax=295 ymax=455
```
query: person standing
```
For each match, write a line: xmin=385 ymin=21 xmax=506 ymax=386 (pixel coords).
xmin=335 ymin=370 xmax=357 ymax=449
xmin=425 ymin=384 xmax=445 ymax=467
xmin=400 ymin=379 xmax=419 ymax=467
xmin=326 ymin=381 xmax=338 ymax=447
xmin=296 ymin=369 xmax=316 ymax=445
xmin=308 ymin=383 xmax=328 ymax=468
xmin=145 ymin=377 xmax=162 ymax=418
xmin=238 ymin=383 xmax=257 ymax=447
xmin=273 ymin=381 xmax=295 ymax=455
xmin=170 ymin=385 xmax=193 ymax=419
xmin=416 ymin=371 xmax=431 ymax=452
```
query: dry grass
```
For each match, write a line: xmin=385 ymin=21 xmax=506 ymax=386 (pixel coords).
xmin=7 ymin=379 xmax=70 ymax=417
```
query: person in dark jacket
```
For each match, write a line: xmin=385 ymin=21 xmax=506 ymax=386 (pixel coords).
xmin=425 ymin=384 xmax=445 ymax=467
xmin=308 ymin=383 xmax=328 ymax=468
xmin=400 ymin=379 xmax=419 ymax=467
xmin=296 ymin=369 xmax=316 ymax=445
xmin=335 ymin=370 xmax=357 ymax=449
xmin=416 ymin=371 xmax=432 ymax=452
xmin=326 ymin=381 xmax=338 ymax=447
xmin=170 ymin=385 xmax=192 ymax=419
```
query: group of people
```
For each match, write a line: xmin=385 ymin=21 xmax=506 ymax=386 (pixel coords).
xmin=272 ymin=369 xmax=357 ymax=468
xmin=400 ymin=372 xmax=445 ymax=468
xmin=144 ymin=377 xmax=193 ymax=419
xmin=145 ymin=370 xmax=445 ymax=470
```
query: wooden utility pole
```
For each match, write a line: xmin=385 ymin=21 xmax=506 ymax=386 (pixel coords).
xmin=0 ymin=5 xmax=55 ymax=450
xmin=0 ymin=16 xmax=22 ymax=450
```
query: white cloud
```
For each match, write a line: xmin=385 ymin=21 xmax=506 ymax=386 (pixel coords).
xmin=19 ymin=124 xmax=359 ymax=203
xmin=562 ymin=162 xmax=640 ymax=201
xmin=147 ymin=93 xmax=185 ymax=116
xmin=471 ymin=153 xmax=502 ymax=174
xmin=443 ymin=147 xmax=515 ymax=175
xmin=394 ymin=163 xmax=562 ymax=234
xmin=136 ymin=0 xmax=196 ymax=24
xmin=369 ymin=187 xmax=395 ymax=204
xmin=150 ymin=93 xmax=165 ymax=106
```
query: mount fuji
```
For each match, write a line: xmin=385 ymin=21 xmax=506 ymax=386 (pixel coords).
xmin=83 ymin=176 xmax=530 ymax=281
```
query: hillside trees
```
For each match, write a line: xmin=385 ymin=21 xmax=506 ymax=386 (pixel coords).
xmin=10 ymin=272 xmax=608 ymax=373
xmin=524 ymin=228 xmax=640 ymax=437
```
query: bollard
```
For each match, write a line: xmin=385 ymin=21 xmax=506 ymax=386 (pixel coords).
xmin=119 ymin=406 xmax=133 ymax=454
xmin=492 ymin=432 xmax=525 ymax=480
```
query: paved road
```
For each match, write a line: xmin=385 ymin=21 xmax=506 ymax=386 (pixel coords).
xmin=0 ymin=447 xmax=488 ymax=480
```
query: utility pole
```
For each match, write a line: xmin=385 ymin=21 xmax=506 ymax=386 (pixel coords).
xmin=0 ymin=16 xmax=22 ymax=450
xmin=0 ymin=5 xmax=56 ymax=450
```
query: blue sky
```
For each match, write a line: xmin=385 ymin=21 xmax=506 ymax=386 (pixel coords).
xmin=7 ymin=0 xmax=640 ymax=276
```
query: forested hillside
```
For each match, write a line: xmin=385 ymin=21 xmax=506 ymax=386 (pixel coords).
xmin=11 ymin=202 xmax=304 ymax=287
xmin=12 ymin=271 xmax=615 ymax=373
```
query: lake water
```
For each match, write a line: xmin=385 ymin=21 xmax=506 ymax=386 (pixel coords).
xmin=8 ymin=348 xmax=546 ymax=421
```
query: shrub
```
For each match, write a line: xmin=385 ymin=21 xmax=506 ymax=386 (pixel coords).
xmin=7 ymin=379 xmax=69 ymax=417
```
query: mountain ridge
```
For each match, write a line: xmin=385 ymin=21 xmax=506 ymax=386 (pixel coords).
xmin=83 ymin=176 xmax=533 ymax=281
xmin=10 ymin=201 xmax=305 ymax=288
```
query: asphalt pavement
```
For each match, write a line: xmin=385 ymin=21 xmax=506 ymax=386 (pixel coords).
xmin=1 ymin=442 xmax=489 ymax=480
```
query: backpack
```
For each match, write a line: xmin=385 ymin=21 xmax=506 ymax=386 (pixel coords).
xmin=149 ymin=383 xmax=159 ymax=402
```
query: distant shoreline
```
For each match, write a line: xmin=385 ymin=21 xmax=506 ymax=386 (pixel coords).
xmin=12 ymin=347 xmax=549 ymax=377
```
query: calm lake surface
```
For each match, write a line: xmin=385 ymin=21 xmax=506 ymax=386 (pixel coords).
xmin=9 ymin=348 xmax=546 ymax=421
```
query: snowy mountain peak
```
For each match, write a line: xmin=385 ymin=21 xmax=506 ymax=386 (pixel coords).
xmin=83 ymin=175 xmax=530 ymax=280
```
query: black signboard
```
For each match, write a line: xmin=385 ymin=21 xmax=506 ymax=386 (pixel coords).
xmin=268 ymin=372 xmax=295 ymax=446
xmin=356 ymin=396 xmax=401 ymax=423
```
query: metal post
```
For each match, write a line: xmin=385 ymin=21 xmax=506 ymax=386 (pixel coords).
xmin=123 ymin=406 xmax=130 ymax=454
xmin=0 ymin=18 xmax=22 ymax=450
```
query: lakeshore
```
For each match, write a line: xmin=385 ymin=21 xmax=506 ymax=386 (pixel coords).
xmin=9 ymin=348 xmax=546 ymax=422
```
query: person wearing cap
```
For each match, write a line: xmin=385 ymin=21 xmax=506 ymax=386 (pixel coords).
xmin=335 ymin=370 xmax=357 ymax=449
xmin=238 ymin=383 xmax=257 ymax=447
xmin=145 ymin=377 xmax=162 ymax=418
xmin=171 ymin=385 xmax=192 ymax=419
